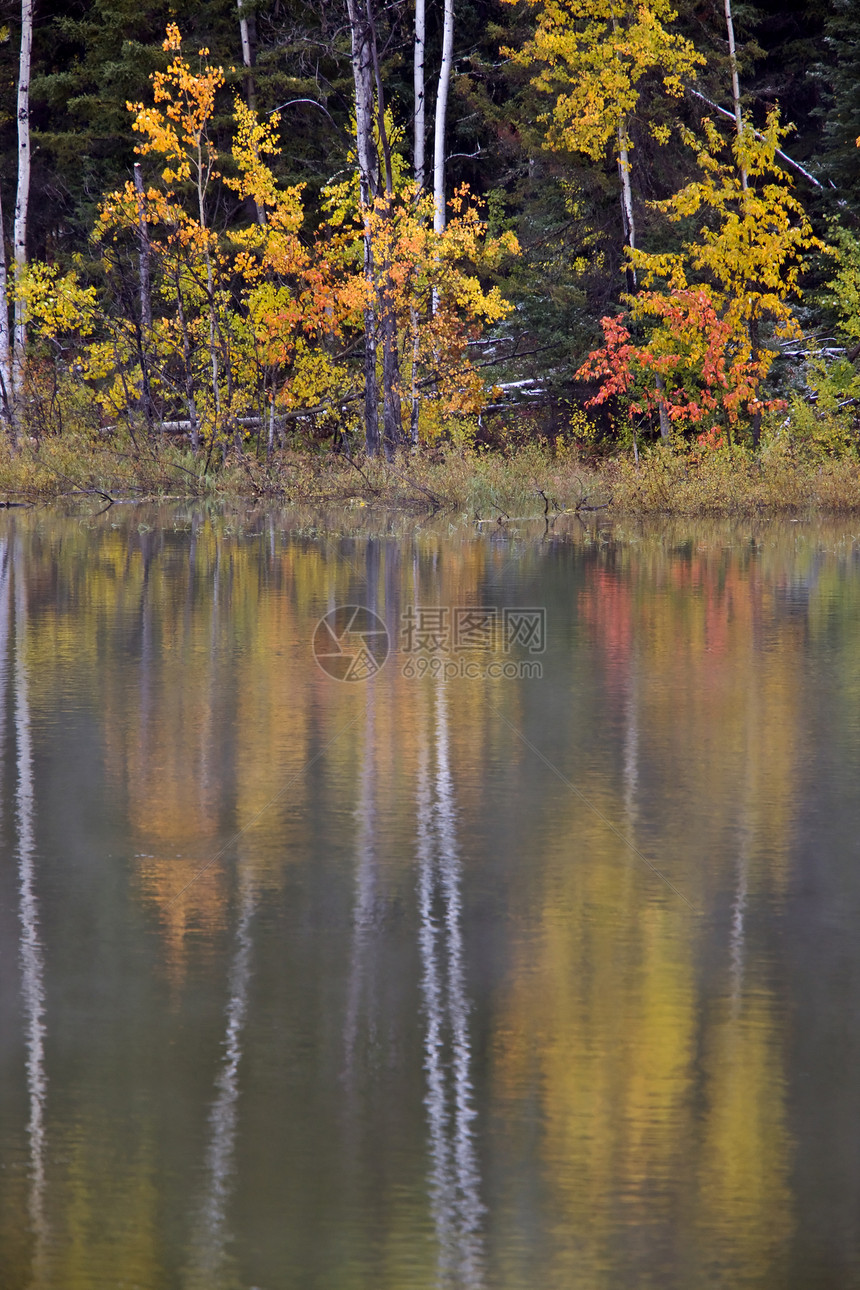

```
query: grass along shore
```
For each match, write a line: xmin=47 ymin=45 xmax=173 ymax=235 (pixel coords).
xmin=1 ymin=429 xmax=860 ymax=518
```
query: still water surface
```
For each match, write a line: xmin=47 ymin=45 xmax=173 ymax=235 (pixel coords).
xmin=2 ymin=506 xmax=860 ymax=1288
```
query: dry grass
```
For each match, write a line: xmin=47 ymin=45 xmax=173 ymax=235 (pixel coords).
xmin=1 ymin=430 xmax=859 ymax=519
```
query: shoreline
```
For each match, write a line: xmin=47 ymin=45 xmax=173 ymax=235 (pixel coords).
xmin=1 ymin=432 xmax=860 ymax=519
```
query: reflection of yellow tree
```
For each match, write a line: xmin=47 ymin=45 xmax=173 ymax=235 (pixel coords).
xmin=496 ymin=859 xmax=697 ymax=1284
xmin=52 ymin=1124 xmax=160 ymax=1290
xmin=494 ymin=529 xmax=806 ymax=1284
xmin=697 ymin=997 xmax=792 ymax=1274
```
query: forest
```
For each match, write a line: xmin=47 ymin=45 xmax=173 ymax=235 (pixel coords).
xmin=0 ymin=0 xmax=858 ymax=496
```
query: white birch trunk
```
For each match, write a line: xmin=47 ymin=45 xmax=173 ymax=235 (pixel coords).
xmin=724 ymin=0 xmax=747 ymax=189
xmin=433 ymin=0 xmax=455 ymax=234
xmin=237 ymin=0 xmax=254 ymax=106
xmin=346 ymin=0 xmax=381 ymax=455
xmin=411 ymin=0 xmax=427 ymax=436
xmin=238 ymin=0 xmax=267 ymax=226
xmin=414 ymin=0 xmax=426 ymax=190
xmin=620 ymin=120 xmax=671 ymax=438
xmin=13 ymin=0 xmax=33 ymax=406
xmin=617 ymin=121 xmax=636 ymax=267
xmin=0 ymin=183 xmax=13 ymax=425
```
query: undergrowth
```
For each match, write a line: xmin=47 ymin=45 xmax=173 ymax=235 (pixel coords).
xmin=1 ymin=424 xmax=859 ymax=518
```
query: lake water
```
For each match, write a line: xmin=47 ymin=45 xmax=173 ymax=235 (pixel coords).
xmin=2 ymin=505 xmax=860 ymax=1289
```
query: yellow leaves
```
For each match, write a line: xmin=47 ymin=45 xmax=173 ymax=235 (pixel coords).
xmin=162 ymin=22 xmax=181 ymax=53
xmin=85 ymin=23 xmax=517 ymax=439
xmin=823 ymin=224 xmax=860 ymax=345
xmin=283 ymin=343 xmax=348 ymax=410
xmin=616 ymin=111 xmax=818 ymax=425
xmin=131 ymin=24 xmax=223 ymax=200
xmin=507 ymin=0 xmax=703 ymax=163
xmin=225 ymin=101 xmax=307 ymax=265
xmin=643 ymin=111 xmax=821 ymax=311
xmin=18 ymin=263 xmax=97 ymax=340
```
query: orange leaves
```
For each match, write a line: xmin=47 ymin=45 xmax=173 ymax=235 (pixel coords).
xmin=91 ymin=24 xmax=519 ymax=440
xmin=577 ymin=291 xmax=789 ymax=430
xmin=315 ymin=175 xmax=518 ymax=430
xmin=129 ymin=23 xmax=223 ymax=192
xmin=577 ymin=114 xmax=816 ymax=438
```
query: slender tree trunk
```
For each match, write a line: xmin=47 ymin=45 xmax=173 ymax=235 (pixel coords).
xmin=410 ymin=306 xmax=421 ymax=444
xmin=380 ymin=297 xmax=402 ymax=458
xmin=365 ymin=0 xmax=404 ymax=453
xmin=237 ymin=0 xmax=266 ymax=225
xmin=346 ymin=0 xmax=381 ymax=456
xmin=194 ymin=153 xmax=221 ymax=421
xmin=654 ymin=374 xmax=671 ymax=440
xmin=433 ymin=0 xmax=455 ymax=235
xmin=724 ymin=0 xmax=758 ymax=443
xmin=0 ymin=183 xmax=13 ymax=428
xmin=237 ymin=0 xmax=256 ymax=109
xmin=618 ymin=115 xmax=671 ymax=439
xmin=749 ymin=314 xmax=762 ymax=445
xmin=12 ymin=0 xmax=34 ymax=409
xmin=724 ymin=0 xmax=747 ymax=190
xmin=617 ymin=121 xmax=636 ymax=287
xmin=174 ymin=269 xmax=200 ymax=453
xmin=414 ymin=0 xmax=426 ymax=191
xmin=361 ymin=234 xmax=381 ymax=458
xmin=411 ymin=0 xmax=427 ymax=439
xmin=724 ymin=0 xmax=758 ymax=437
xmin=133 ymin=164 xmax=154 ymax=428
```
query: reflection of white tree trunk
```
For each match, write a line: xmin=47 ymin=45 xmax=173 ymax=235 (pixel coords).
xmin=343 ymin=697 xmax=378 ymax=1081
xmin=417 ymin=717 xmax=453 ymax=1261
xmin=729 ymin=831 xmax=749 ymax=1019
xmin=623 ymin=662 xmax=639 ymax=831
xmin=13 ymin=541 xmax=48 ymax=1276
xmin=417 ymin=684 xmax=484 ymax=1288
xmin=187 ymin=866 xmax=256 ymax=1289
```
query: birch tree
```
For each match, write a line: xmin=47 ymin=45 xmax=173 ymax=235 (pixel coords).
xmin=433 ymin=0 xmax=455 ymax=234
xmin=237 ymin=0 xmax=256 ymax=110
xmin=506 ymin=0 xmax=701 ymax=438
xmin=724 ymin=0 xmax=746 ymax=187
xmin=414 ymin=0 xmax=426 ymax=191
xmin=346 ymin=0 xmax=381 ymax=455
xmin=0 ymin=185 xmax=11 ymax=425
xmin=344 ymin=0 xmax=404 ymax=457
xmin=12 ymin=0 xmax=33 ymax=412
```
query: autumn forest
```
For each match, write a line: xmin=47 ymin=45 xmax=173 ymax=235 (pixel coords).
xmin=0 ymin=0 xmax=858 ymax=487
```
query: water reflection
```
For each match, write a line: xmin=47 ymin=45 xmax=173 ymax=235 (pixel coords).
xmin=11 ymin=537 xmax=49 ymax=1281
xmin=186 ymin=866 xmax=257 ymax=1290
xmin=417 ymin=685 xmax=484 ymax=1289
xmin=343 ymin=696 xmax=379 ymax=1087
xmin=4 ymin=510 xmax=860 ymax=1288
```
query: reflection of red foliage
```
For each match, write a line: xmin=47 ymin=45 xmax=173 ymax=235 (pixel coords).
xmin=580 ymin=567 xmax=633 ymax=668
xmin=583 ymin=557 xmax=752 ymax=680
